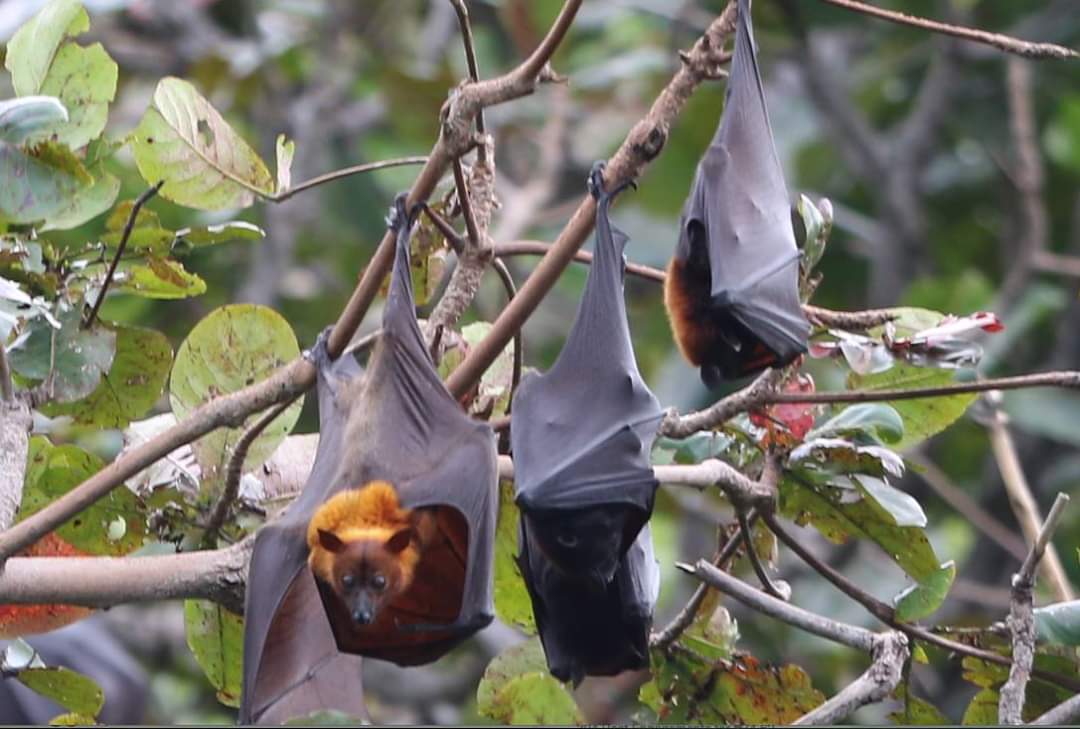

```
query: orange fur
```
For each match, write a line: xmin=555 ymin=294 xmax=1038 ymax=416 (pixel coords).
xmin=664 ymin=256 xmax=714 ymax=367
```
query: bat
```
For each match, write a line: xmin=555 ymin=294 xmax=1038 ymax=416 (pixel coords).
xmin=664 ymin=0 xmax=810 ymax=387
xmin=240 ymin=195 xmax=499 ymax=724
xmin=510 ymin=163 xmax=663 ymax=685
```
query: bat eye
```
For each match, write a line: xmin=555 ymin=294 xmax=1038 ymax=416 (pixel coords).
xmin=342 ymin=574 xmax=355 ymax=588
xmin=371 ymin=573 xmax=387 ymax=591
xmin=556 ymin=531 xmax=578 ymax=548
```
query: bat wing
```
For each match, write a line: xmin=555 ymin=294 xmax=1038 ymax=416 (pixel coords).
xmin=310 ymin=196 xmax=497 ymax=663
xmin=677 ymin=0 xmax=808 ymax=378
xmin=518 ymin=519 xmax=659 ymax=685
xmin=511 ymin=166 xmax=663 ymax=581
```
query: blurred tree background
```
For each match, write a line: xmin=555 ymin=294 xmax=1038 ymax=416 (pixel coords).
xmin=1 ymin=0 xmax=1078 ymax=724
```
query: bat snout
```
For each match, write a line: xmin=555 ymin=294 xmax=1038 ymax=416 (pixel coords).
xmin=351 ymin=606 xmax=374 ymax=625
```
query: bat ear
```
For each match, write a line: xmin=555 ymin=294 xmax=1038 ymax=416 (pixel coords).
xmin=317 ymin=528 xmax=347 ymax=553
xmin=385 ymin=528 xmax=414 ymax=554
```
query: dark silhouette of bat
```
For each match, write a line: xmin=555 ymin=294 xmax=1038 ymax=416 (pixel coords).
xmin=510 ymin=163 xmax=663 ymax=686
xmin=240 ymin=196 xmax=498 ymax=724
xmin=664 ymin=0 xmax=810 ymax=387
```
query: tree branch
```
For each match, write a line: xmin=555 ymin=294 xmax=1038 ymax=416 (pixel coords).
xmin=818 ymin=0 xmax=1080 ymax=59
xmin=794 ymin=631 xmax=909 ymax=726
xmin=660 ymin=368 xmax=784 ymax=438
xmin=1030 ymin=692 xmax=1080 ymax=726
xmin=265 ymin=156 xmax=428 ymax=203
xmin=999 ymin=493 xmax=1071 ymax=724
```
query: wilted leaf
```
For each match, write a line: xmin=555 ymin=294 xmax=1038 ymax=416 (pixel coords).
xmin=275 ymin=133 xmax=294 ymax=193
xmin=17 ymin=666 xmax=104 ymax=718
xmin=750 ymin=373 xmax=817 ymax=446
xmin=131 ymin=77 xmax=273 ymax=210
xmin=0 ymin=532 xmax=93 ymax=638
xmin=20 ymin=437 xmax=147 ymax=555
xmin=169 ymin=304 xmax=302 ymax=489
xmin=184 ymin=600 xmax=244 ymax=707
xmin=4 ymin=0 xmax=89 ymax=96
xmin=493 ymin=480 xmax=535 ymax=633
xmin=7 ymin=307 xmax=116 ymax=402
xmin=42 ymin=324 xmax=172 ymax=428
xmin=893 ymin=560 xmax=956 ymax=621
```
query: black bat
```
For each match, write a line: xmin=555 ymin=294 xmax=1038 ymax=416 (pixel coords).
xmin=510 ymin=163 xmax=663 ymax=686
xmin=240 ymin=195 xmax=498 ymax=724
xmin=664 ymin=0 xmax=810 ymax=387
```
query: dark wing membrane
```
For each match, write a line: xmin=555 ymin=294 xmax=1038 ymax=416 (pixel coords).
xmin=676 ymin=0 xmax=808 ymax=368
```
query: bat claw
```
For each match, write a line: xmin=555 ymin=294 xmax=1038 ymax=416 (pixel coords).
xmin=587 ymin=160 xmax=637 ymax=202
xmin=305 ymin=326 xmax=335 ymax=368
xmin=386 ymin=192 xmax=422 ymax=233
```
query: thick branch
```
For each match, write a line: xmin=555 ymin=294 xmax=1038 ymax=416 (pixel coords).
xmin=0 ymin=398 xmax=31 ymax=533
xmin=818 ymin=0 xmax=1079 ymax=59
xmin=660 ymin=368 xmax=783 ymax=438
xmin=444 ymin=2 xmax=739 ymax=399
xmin=1000 ymin=493 xmax=1071 ymax=724
xmin=1030 ymin=693 xmax=1080 ymax=725
xmin=794 ymin=632 xmax=909 ymax=725
xmin=0 ymin=538 xmax=252 ymax=615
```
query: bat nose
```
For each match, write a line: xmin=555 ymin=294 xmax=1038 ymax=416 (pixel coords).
xmin=352 ymin=607 xmax=374 ymax=625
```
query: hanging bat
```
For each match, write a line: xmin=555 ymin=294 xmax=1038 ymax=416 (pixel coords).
xmin=664 ymin=0 xmax=810 ymax=387
xmin=511 ymin=163 xmax=663 ymax=685
xmin=240 ymin=195 xmax=499 ymax=724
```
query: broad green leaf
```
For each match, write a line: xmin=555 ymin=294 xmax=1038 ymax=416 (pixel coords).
xmin=0 ymin=141 xmax=89 ymax=223
xmin=39 ymin=164 xmax=119 ymax=230
xmin=31 ymin=42 xmax=118 ymax=148
xmin=493 ymin=480 xmax=535 ymax=633
xmin=184 ymin=600 xmax=244 ymax=708
xmin=4 ymin=0 xmax=89 ymax=96
xmin=49 ymin=713 xmax=98 ymax=726
xmin=1034 ymin=600 xmax=1080 ymax=646
xmin=645 ymin=648 xmax=824 ymax=725
xmin=17 ymin=667 xmax=103 ymax=718
xmin=20 ymin=436 xmax=147 ymax=555
xmin=849 ymin=364 xmax=975 ymax=450
xmin=110 ymin=257 xmax=207 ymax=299
xmin=476 ymin=637 xmax=549 ymax=712
xmin=0 ymin=96 xmax=68 ymax=144
xmin=275 ymin=133 xmax=294 ymax=193
xmin=43 ymin=324 xmax=172 ymax=428
xmin=169 ymin=304 xmax=303 ymax=489
xmin=101 ymin=226 xmax=175 ymax=252
xmin=131 ymin=77 xmax=273 ymax=210
xmin=780 ymin=477 xmax=941 ymax=582
xmin=961 ymin=688 xmax=998 ymax=725
xmin=855 ymin=475 xmax=927 ymax=528
xmin=175 ymin=221 xmax=265 ymax=248
xmin=962 ymin=654 xmax=1077 ymax=721
xmin=894 ymin=560 xmax=956 ymax=621
xmin=483 ymin=673 xmax=582 ymax=726
xmin=890 ymin=685 xmax=951 ymax=725
xmin=8 ymin=307 xmax=116 ymax=402
xmin=811 ymin=403 xmax=904 ymax=445
xmin=105 ymin=198 xmax=162 ymax=231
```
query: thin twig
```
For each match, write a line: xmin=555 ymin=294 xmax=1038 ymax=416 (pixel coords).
xmin=202 ymin=397 xmax=298 ymax=548
xmin=83 ymin=181 xmax=163 ymax=330
xmin=494 ymin=240 xmax=666 ymax=282
xmin=794 ymin=632 xmax=909 ymax=725
xmin=448 ymin=0 xmax=486 ymax=158
xmin=738 ymin=506 xmax=788 ymax=601
xmin=422 ymin=202 xmax=467 ymax=252
xmin=817 ymin=0 xmax=1079 ymax=59
xmin=660 ymin=368 xmax=784 ymax=439
xmin=984 ymin=392 xmax=1076 ymax=603
xmin=267 ymin=156 xmax=428 ymax=202
xmin=1000 ymin=493 xmax=1071 ymax=724
xmin=452 ymin=159 xmax=482 ymax=247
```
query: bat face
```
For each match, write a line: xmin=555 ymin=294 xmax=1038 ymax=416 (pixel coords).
xmin=315 ymin=528 xmax=415 ymax=626
xmin=524 ymin=505 xmax=637 ymax=589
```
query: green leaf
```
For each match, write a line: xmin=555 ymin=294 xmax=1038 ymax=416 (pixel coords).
xmin=30 ymin=41 xmax=118 ymax=149
xmin=476 ymin=637 xmax=550 ymax=711
xmin=961 ymin=688 xmax=998 ymax=725
xmin=894 ymin=560 xmax=956 ymax=621
xmin=17 ymin=667 xmax=103 ymax=718
xmin=811 ymin=403 xmax=904 ymax=445
xmin=461 ymin=321 xmax=514 ymax=419
xmin=4 ymin=0 xmax=89 ymax=96
xmin=39 ymin=163 xmax=119 ymax=231
xmin=849 ymin=363 xmax=976 ymax=450
xmin=493 ymin=480 xmax=535 ymax=633
xmin=890 ymin=685 xmax=951 ymax=725
xmin=174 ymin=221 xmax=265 ymax=248
xmin=8 ymin=307 xmax=116 ymax=402
xmin=1034 ymin=600 xmax=1080 ymax=646
xmin=184 ymin=600 xmax=244 ymax=708
xmin=483 ymin=673 xmax=582 ymax=726
xmin=855 ymin=475 xmax=926 ymax=528
xmin=275 ymin=133 xmax=294 ymax=193
xmin=780 ymin=477 xmax=942 ymax=582
xmin=20 ymin=436 xmax=147 ymax=555
xmin=101 ymin=226 xmax=176 ymax=253
xmin=169 ymin=304 xmax=303 ymax=488
xmin=42 ymin=324 xmax=172 ymax=428
xmin=646 ymin=649 xmax=824 ymax=725
xmin=0 ymin=96 xmax=68 ymax=144
xmin=130 ymin=76 xmax=274 ymax=210
xmin=110 ymin=256 xmax=207 ymax=299
xmin=0 ymin=140 xmax=90 ymax=224
xmin=49 ymin=712 xmax=99 ymax=725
